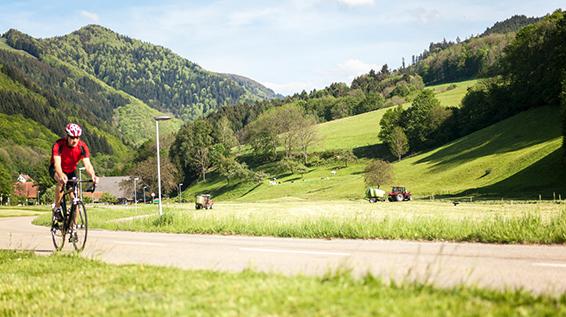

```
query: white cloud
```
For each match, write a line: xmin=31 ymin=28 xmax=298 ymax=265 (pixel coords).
xmin=337 ymin=0 xmax=375 ymax=7
xmin=407 ymin=7 xmax=441 ymax=24
xmin=263 ymin=81 xmax=314 ymax=96
xmin=336 ymin=58 xmax=378 ymax=79
xmin=80 ymin=10 xmax=99 ymax=23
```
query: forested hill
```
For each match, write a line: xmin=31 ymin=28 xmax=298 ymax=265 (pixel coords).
xmin=408 ymin=14 xmax=543 ymax=85
xmin=8 ymin=25 xmax=278 ymax=121
xmin=481 ymin=15 xmax=542 ymax=36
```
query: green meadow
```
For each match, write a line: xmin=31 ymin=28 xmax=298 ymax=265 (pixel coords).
xmin=1 ymin=250 xmax=564 ymax=316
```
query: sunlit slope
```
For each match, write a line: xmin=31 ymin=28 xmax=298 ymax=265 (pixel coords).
xmin=394 ymin=105 xmax=565 ymax=197
xmin=313 ymin=79 xmax=476 ymax=152
xmin=186 ymin=105 xmax=564 ymax=200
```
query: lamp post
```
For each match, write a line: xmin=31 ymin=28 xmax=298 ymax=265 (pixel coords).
xmin=178 ymin=183 xmax=183 ymax=203
xmin=133 ymin=177 xmax=139 ymax=205
xmin=143 ymin=186 xmax=148 ymax=204
xmin=78 ymin=167 xmax=86 ymax=201
xmin=154 ymin=115 xmax=171 ymax=216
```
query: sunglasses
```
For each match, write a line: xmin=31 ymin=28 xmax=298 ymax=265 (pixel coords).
xmin=67 ymin=135 xmax=80 ymax=140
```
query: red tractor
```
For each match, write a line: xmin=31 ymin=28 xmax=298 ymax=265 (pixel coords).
xmin=388 ymin=186 xmax=412 ymax=202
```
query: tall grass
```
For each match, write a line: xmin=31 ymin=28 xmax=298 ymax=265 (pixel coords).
xmin=33 ymin=204 xmax=566 ymax=244
xmin=1 ymin=250 xmax=564 ymax=316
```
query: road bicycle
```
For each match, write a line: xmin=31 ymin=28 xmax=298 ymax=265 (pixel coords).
xmin=51 ymin=178 xmax=95 ymax=251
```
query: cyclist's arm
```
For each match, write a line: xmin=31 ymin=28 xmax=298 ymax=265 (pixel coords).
xmin=82 ymin=157 xmax=99 ymax=184
xmin=53 ymin=156 xmax=67 ymax=183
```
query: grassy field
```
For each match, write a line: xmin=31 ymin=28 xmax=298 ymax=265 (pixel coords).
xmin=31 ymin=201 xmax=566 ymax=244
xmin=0 ymin=206 xmax=48 ymax=218
xmin=1 ymin=250 xmax=564 ymax=316
xmin=185 ymin=103 xmax=565 ymax=201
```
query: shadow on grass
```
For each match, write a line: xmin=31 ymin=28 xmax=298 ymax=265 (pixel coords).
xmin=432 ymin=148 xmax=566 ymax=200
xmin=352 ymin=143 xmax=391 ymax=160
xmin=414 ymin=106 xmax=561 ymax=173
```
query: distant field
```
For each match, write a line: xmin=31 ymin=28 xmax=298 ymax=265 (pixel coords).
xmin=2 ymin=251 xmax=563 ymax=316
xmin=431 ymin=79 xmax=478 ymax=107
xmin=313 ymin=79 xmax=477 ymax=152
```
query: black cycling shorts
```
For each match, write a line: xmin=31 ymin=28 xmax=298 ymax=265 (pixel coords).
xmin=49 ymin=165 xmax=77 ymax=182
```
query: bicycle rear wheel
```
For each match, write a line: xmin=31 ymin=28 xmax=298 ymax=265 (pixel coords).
xmin=71 ymin=201 xmax=88 ymax=251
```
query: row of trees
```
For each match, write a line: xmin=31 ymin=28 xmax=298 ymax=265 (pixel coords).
xmin=243 ymin=104 xmax=318 ymax=163
xmin=407 ymin=15 xmax=542 ymax=85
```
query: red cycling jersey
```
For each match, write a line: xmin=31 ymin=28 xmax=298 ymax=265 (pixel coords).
xmin=50 ymin=139 xmax=90 ymax=174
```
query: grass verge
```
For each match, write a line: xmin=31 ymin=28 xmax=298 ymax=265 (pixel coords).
xmin=1 ymin=250 xmax=564 ymax=316
xmin=33 ymin=202 xmax=566 ymax=244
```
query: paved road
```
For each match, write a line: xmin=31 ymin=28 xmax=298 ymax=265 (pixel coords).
xmin=2 ymin=216 xmax=566 ymax=294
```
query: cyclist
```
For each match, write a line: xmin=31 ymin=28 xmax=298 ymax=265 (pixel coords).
xmin=50 ymin=123 xmax=99 ymax=222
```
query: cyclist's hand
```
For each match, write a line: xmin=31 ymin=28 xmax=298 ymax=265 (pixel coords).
xmin=59 ymin=174 xmax=68 ymax=185
xmin=92 ymin=176 xmax=99 ymax=185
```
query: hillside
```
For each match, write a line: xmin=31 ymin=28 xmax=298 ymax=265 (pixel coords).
xmin=184 ymin=105 xmax=565 ymax=201
xmin=40 ymin=25 xmax=278 ymax=120
xmin=313 ymin=79 xmax=477 ymax=152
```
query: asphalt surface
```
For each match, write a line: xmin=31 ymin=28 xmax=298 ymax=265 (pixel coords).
xmin=2 ymin=216 xmax=566 ymax=294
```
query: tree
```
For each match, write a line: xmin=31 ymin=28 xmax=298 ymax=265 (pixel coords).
xmin=245 ymin=104 xmax=319 ymax=162
xmin=402 ymin=90 xmax=448 ymax=149
xmin=278 ymin=158 xmax=305 ymax=175
xmin=379 ymin=106 xmax=404 ymax=143
xmin=170 ymin=119 xmax=214 ymax=182
xmin=336 ymin=149 xmax=357 ymax=167
xmin=296 ymin=116 xmax=319 ymax=164
xmin=0 ymin=164 xmax=12 ymax=196
xmin=364 ymin=160 xmax=392 ymax=189
xmin=213 ymin=116 xmax=239 ymax=150
xmin=389 ymin=127 xmax=409 ymax=161
xmin=130 ymin=156 xmax=180 ymax=195
xmin=217 ymin=157 xmax=251 ymax=184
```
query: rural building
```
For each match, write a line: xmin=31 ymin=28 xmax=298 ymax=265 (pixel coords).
xmin=84 ymin=176 xmax=131 ymax=203
xmin=13 ymin=174 xmax=38 ymax=200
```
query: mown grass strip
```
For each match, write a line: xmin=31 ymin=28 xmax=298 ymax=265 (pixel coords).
xmin=0 ymin=250 xmax=564 ymax=316
xmin=33 ymin=206 xmax=566 ymax=244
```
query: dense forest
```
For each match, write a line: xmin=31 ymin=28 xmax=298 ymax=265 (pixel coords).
xmin=40 ymin=25 xmax=278 ymax=120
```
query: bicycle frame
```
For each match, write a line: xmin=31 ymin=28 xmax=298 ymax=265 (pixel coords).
xmin=52 ymin=177 xmax=94 ymax=251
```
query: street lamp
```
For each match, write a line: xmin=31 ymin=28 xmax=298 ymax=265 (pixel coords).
xmin=154 ymin=115 xmax=171 ymax=216
xmin=178 ymin=183 xmax=183 ymax=203
xmin=143 ymin=186 xmax=148 ymax=204
xmin=133 ymin=177 xmax=139 ymax=205
xmin=78 ymin=167 xmax=86 ymax=201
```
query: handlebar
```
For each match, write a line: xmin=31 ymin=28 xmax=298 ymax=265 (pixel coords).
xmin=60 ymin=178 xmax=96 ymax=193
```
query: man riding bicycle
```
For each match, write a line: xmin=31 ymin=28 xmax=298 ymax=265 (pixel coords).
xmin=50 ymin=123 xmax=99 ymax=222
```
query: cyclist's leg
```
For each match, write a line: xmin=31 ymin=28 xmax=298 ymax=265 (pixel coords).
xmin=50 ymin=165 xmax=64 ymax=209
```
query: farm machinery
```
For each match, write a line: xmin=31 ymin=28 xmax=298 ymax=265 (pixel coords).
xmin=195 ymin=194 xmax=214 ymax=209
xmin=388 ymin=186 xmax=412 ymax=202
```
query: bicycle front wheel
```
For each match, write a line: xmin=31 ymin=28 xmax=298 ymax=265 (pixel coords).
xmin=51 ymin=219 xmax=66 ymax=251
xmin=71 ymin=201 xmax=88 ymax=251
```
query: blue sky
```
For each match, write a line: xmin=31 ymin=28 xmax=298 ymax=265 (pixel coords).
xmin=0 ymin=1 xmax=564 ymax=95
